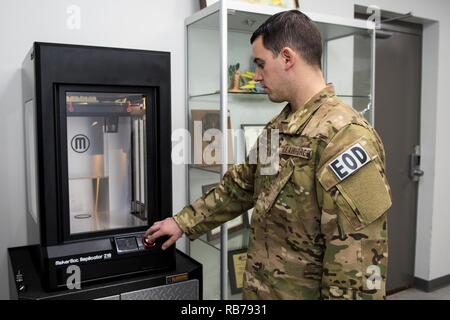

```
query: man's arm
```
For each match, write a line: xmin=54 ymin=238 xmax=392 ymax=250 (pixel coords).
xmin=174 ymin=163 xmax=256 ymax=240
xmin=144 ymin=160 xmax=256 ymax=249
xmin=316 ymin=124 xmax=392 ymax=300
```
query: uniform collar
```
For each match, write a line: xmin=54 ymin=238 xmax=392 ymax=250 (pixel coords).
xmin=269 ymin=84 xmax=336 ymax=135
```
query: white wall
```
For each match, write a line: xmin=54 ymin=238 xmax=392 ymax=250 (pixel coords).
xmin=0 ymin=0 xmax=198 ymax=299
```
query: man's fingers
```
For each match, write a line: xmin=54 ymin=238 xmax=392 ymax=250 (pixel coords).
xmin=161 ymin=235 xmax=178 ymax=250
xmin=146 ymin=230 xmax=163 ymax=243
xmin=144 ymin=222 xmax=161 ymax=237
xmin=143 ymin=218 xmax=181 ymax=248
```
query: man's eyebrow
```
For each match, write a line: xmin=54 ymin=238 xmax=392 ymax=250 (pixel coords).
xmin=253 ymin=57 xmax=265 ymax=65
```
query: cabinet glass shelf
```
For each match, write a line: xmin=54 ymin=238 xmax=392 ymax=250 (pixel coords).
xmin=190 ymin=91 xmax=371 ymax=99
xmin=189 ymin=91 xmax=370 ymax=99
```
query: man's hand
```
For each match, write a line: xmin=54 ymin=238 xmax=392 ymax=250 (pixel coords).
xmin=144 ymin=217 xmax=183 ymax=250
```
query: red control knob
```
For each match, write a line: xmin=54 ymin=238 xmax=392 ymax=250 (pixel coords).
xmin=142 ymin=237 xmax=156 ymax=248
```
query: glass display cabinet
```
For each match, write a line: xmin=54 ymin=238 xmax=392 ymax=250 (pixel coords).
xmin=185 ymin=0 xmax=376 ymax=299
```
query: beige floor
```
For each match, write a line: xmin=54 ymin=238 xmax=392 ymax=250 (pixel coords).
xmin=388 ymin=286 xmax=450 ymax=300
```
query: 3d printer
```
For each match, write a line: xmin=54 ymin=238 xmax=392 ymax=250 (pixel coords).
xmin=22 ymin=43 xmax=174 ymax=291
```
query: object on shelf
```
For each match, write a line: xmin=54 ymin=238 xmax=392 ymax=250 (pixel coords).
xmin=228 ymin=248 xmax=248 ymax=294
xmin=239 ymin=70 xmax=266 ymax=93
xmin=228 ymin=63 xmax=246 ymax=93
xmin=191 ymin=109 xmax=234 ymax=166
xmin=199 ymin=0 xmax=299 ymax=10
xmin=228 ymin=63 xmax=265 ymax=94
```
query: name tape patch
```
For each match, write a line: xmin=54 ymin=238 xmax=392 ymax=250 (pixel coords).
xmin=280 ymin=145 xmax=312 ymax=160
xmin=329 ymin=143 xmax=370 ymax=181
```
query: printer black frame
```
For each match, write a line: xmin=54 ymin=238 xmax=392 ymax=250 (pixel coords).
xmin=23 ymin=42 xmax=174 ymax=290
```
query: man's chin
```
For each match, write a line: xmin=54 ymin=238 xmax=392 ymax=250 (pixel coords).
xmin=267 ymin=94 xmax=284 ymax=103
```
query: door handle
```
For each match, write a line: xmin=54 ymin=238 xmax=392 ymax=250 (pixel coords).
xmin=410 ymin=145 xmax=424 ymax=182
xmin=412 ymin=168 xmax=424 ymax=177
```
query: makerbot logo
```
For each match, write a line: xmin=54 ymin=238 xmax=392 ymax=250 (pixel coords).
xmin=71 ymin=134 xmax=90 ymax=153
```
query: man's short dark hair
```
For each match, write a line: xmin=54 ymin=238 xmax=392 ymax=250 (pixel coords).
xmin=251 ymin=10 xmax=322 ymax=69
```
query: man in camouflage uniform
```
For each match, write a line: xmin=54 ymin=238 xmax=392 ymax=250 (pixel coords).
xmin=145 ymin=10 xmax=391 ymax=300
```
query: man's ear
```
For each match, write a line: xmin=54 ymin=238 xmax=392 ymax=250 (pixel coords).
xmin=280 ymin=47 xmax=296 ymax=70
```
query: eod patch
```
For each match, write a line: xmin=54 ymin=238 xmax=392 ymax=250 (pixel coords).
xmin=329 ymin=143 xmax=371 ymax=181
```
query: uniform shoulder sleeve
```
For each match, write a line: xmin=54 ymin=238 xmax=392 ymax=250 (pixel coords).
xmin=316 ymin=124 xmax=392 ymax=230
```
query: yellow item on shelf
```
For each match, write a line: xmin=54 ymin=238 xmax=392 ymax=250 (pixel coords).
xmin=240 ymin=80 xmax=257 ymax=90
xmin=240 ymin=71 xmax=255 ymax=79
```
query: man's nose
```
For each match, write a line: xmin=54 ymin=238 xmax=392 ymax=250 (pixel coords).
xmin=253 ymin=70 xmax=263 ymax=82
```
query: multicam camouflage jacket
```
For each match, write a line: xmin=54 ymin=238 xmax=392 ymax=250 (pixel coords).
xmin=174 ymin=85 xmax=392 ymax=300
